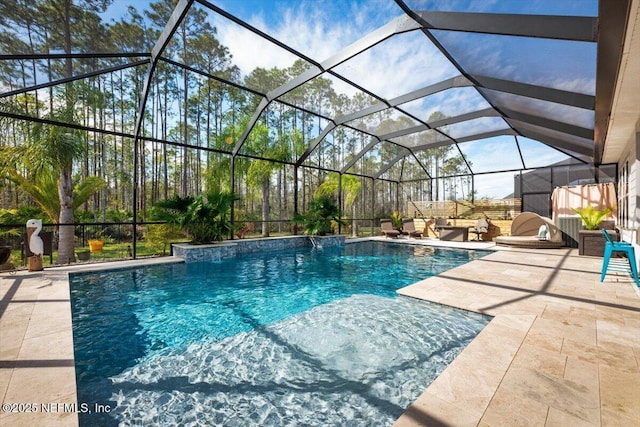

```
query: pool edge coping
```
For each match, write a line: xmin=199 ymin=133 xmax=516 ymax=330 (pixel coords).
xmin=0 ymin=237 xmax=520 ymax=427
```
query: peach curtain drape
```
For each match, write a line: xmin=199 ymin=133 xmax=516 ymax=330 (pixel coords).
xmin=551 ymin=183 xmax=617 ymax=220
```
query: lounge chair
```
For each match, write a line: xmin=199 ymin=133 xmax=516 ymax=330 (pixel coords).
xmin=402 ymin=218 xmax=423 ymax=238
xmin=600 ymin=228 xmax=639 ymax=284
xmin=494 ymin=212 xmax=564 ymax=248
xmin=380 ymin=219 xmax=401 ymax=238
xmin=469 ymin=218 xmax=489 ymax=241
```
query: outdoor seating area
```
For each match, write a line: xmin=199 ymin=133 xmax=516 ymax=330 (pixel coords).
xmin=494 ymin=212 xmax=565 ymax=249
xmin=380 ymin=218 xmax=490 ymax=242
xmin=380 ymin=218 xmax=425 ymax=239
xmin=377 ymin=217 xmax=500 ymax=243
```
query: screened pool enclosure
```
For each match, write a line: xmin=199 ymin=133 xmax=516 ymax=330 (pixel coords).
xmin=0 ymin=0 xmax=628 ymax=258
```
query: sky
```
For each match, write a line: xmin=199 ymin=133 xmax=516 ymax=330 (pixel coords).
xmin=99 ymin=0 xmax=598 ymax=199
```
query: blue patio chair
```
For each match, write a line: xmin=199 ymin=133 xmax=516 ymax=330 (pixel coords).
xmin=600 ymin=229 xmax=639 ymax=284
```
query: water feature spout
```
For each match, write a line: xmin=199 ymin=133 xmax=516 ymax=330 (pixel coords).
xmin=309 ymin=236 xmax=323 ymax=249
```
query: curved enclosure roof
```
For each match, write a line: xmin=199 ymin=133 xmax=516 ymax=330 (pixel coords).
xmin=0 ymin=0 xmax=626 ymax=185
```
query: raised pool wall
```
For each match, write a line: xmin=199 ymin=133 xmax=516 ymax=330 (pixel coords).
xmin=172 ymin=235 xmax=346 ymax=262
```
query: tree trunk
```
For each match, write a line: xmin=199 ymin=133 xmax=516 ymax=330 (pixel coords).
xmin=277 ymin=169 xmax=282 ymax=233
xmin=261 ymin=179 xmax=270 ymax=237
xmin=163 ymin=77 xmax=169 ymax=199
xmin=181 ymin=24 xmax=189 ymax=197
xmin=56 ymin=168 xmax=75 ymax=264
xmin=351 ymin=203 xmax=358 ymax=237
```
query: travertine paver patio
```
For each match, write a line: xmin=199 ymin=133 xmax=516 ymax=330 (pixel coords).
xmin=394 ymin=244 xmax=640 ymax=426
xmin=1 ymin=242 xmax=639 ymax=426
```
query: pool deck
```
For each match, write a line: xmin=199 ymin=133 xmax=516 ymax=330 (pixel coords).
xmin=1 ymin=238 xmax=639 ymax=426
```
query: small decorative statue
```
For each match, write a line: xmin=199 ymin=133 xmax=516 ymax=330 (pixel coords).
xmin=26 ymin=219 xmax=44 ymax=271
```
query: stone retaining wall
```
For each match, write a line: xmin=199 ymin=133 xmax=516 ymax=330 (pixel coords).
xmin=172 ymin=242 xmax=237 ymax=262
xmin=173 ymin=235 xmax=346 ymax=262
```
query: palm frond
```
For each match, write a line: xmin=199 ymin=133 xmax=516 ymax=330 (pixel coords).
xmin=8 ymin=170 xmax=59 ymax=222
xmin=72 ymin=176 xmax=107 ymax=210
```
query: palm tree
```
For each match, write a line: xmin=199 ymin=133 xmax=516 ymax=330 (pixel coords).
xmin=0 ymin=107 xmax=85 ymax=263
xmin=7 ymin=171 xmax=106 ymax=224
xmin=245 ymin=124 xmax=291 ymax=237
xmin=315 ymin=172 xmax=362 ymax=237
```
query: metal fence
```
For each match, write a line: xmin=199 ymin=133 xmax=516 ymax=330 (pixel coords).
xmin=1 ymin=217 xmax=384 ymax=266
xmin=1 ymin=222 xmax=162 ymax=265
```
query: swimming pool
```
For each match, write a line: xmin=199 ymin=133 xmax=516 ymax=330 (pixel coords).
xmin=70 ymin=241 xmax=491 ymax=426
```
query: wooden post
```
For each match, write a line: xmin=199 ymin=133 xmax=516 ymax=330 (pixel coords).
xmin=28 ymin=255 xmax=43 ymax=271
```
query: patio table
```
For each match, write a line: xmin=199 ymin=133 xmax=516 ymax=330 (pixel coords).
xmin=438 ymin=226 xmax=469 ymax=242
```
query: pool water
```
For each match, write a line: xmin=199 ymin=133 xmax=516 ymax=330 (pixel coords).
xmin=70 ymin=241 xmax=491 ymax=426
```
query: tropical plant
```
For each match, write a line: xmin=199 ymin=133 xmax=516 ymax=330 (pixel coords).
xmin=292 ymin=196 xmax=346 ymax=236
xmin=152 ymin=190 xmax=240 ymax=244
xmin=0 ymin=206 xmax=45 ymax=226
xmin=0 ymin=209 xmax=22 ymax=240
xmin=315 ymin=172 xmax=362 ymax=237
xmin=5 ymin=171 xmax=107 ymax=224
xmin=572 ymin=206 xmax=613 ymax=230
xmin=0 ymin=105 xmax=102 ymax=263
xmin=390 ymin=211 xmax=404 ymax=229
xmin=245 ymin=123 xmax=292 ymax=238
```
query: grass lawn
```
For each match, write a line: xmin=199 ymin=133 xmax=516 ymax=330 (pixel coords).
xmin=8 ymin=241 xmax=168 ymax=268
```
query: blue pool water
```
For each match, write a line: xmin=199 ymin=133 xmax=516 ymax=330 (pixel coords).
xmin=70 ymin=241 xmax=492 ymax=426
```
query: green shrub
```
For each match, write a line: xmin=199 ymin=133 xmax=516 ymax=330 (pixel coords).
xmin=292 ymin=196 xmax=345 ymax=236
xmin=152 ymin=190 xmax=240 ymax=244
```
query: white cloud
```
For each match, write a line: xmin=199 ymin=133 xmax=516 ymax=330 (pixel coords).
xmin=329 ymin=29 xmax=461 ymax=99
xmin=213 ymin=0 xmax=401 ymax=81
xmin=211 ymin=0 xmax=459 ymax=101
xmin=215 ymin=17 xmax=300 ymax=76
